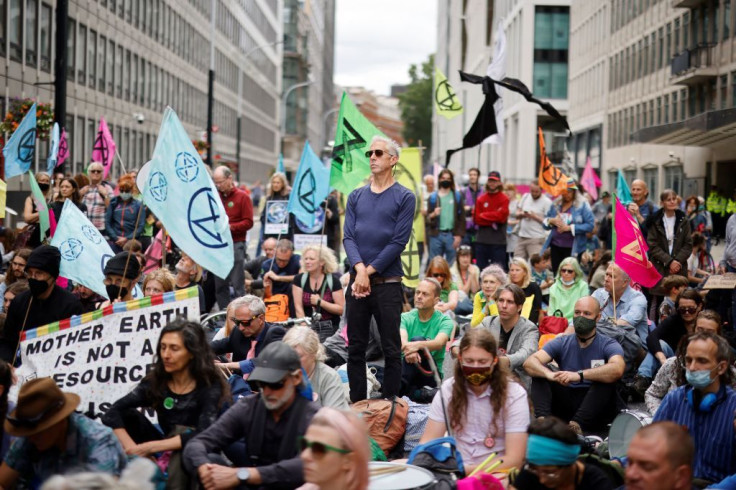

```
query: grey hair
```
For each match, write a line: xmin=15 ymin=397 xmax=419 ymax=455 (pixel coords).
xmin=277 ymin=238 xmax=294 ymax=252
xmin=283 ymin=326 xmax=327 ymax=363
xmin=609 ymin=263 xmax=630 ymax=283
xmin=214 ymin=165 xmax=232 ymax=178
xmin=41 ymin=458 xmax=157 ymax=490
xmin=370 ymin=135 xmax=401 ymax=158
xmin=88 ymin=161 xmax=104 ymax=171
xmin=227 ymin=294 xmax=266 ymax=317
xmin=421 ymin=277 xmax=442 ymax=298
xmin=480 ymin=264 xmax=508 ymax=285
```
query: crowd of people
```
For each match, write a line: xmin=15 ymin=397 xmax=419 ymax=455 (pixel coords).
xmin=0 ymin=134 xmax=733 ymax=489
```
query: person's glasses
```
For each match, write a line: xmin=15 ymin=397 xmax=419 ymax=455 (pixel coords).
xmin=525 ymin=463 xmax=564 ymax=480
xmin=678 ymin=306 xmax=698 ymax=315
xmin=89 ymin=169 xmax=102 ymax=174
xmin=252 ymin=378 xmax=287 ymax=391
xmin=560 ymin=269 xmax=575 ymax=274
xmin=230 ymin=316 xmax=259 ymax=328
xmin=458 ymin=245 xmax=471 ymax=251
xmin=431 ymin=273 xmax=446 ymax=279
xmin=365 ymin=149 xmax=392 ymax=158
xmin=298 ymin=436 xmax=352 ymax=457
xmin=7 ymin=399 xmax=65 ymax=428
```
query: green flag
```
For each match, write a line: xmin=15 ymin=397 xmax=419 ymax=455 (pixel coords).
xmin=28 ymin=171 xmax=51 ymax=242
xmin=330 ymin=92 xmax=386 ymax=194
xmin=434 ymin=66 xmax=463 ymax=119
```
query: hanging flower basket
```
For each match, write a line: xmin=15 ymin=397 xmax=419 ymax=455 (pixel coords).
xmin=0 ymin=98 xmax=54 ymax=140
xmin=192 ymin=139 xmax=209 ymax=156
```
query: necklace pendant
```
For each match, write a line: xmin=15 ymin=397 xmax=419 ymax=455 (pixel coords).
xmin=484 ymin=436 xmax=495 ymax=448
xmin=163 ymin=397 xmax=175 ymax=410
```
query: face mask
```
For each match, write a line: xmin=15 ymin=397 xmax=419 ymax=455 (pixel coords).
xmin=28 ymin=278 xmax=51 ymax=298
xmin=461 ymin=364 xmax=493 ymax=386
xmin=439 ymin=180 xmax=452 ymax=189
xmin=686 ymin=367 xmax=717 ymax=390
xmin=119 ymin=192 xmax=132 ymax=201
xmin=38 ymin=183 xmax=50 ymax=192
xmin=561 ymin=278 xmax=576 ymax=286
xmin=106 ymin=284 xmax=129 ymax=301
xmin=573 ymin=316 xmax=596 ymax=338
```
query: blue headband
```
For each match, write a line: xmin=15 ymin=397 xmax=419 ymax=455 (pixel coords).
xmin=526 ymin=434 xmax=581 ymax=466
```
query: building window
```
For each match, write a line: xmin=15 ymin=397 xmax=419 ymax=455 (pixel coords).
xmin=664 ymin=94 xmax=670 ymax=124
xmin=86 ymin=118 xmax=95 ymax=168
xmin=609 ymin=170 xmax=618 ymax=194
xmin=39 ymin=2 xmax=51 ymax=72
xmin=66 ymin=18 xmax=75 ymax=80
xmin=77 ymin=24 xmax=86 ymax=84
xmin=0 ymin=0 xmax=6 ymax=57
xmin=664 ymin=165 xmax=683 ymax=195
xmin=131 ymin=53 xmax=138 ymax=104
xmin=658 ymin=27 xmax=664 ymax=69
xmin=533 ymin=6 xmax=569 ymax=99
xmin=98 ymin=35 xmax=105 ymax=92
xmin=9 ymin=0 xmax=22 ymax=62
xmin=643 ymin=167 xmax=658 ymax=198
xmin=725 ymin=0 xmax=731 ymax=40
xmin=25 ymin=0 xmax=38 ymax=67
xmin=721 ymin=75 xmax=728 ymax=110
xmin=673 ymin=91 xmax=679 ymax=120
xmin=88 ymin=29 xmax=96 ymax=88
xmin=75 ymin=116 xmax=85 ymax=172
xmin=624 ymin=168 xmax=637 ymax=183
xmin=124 ymin=49 xmax=131 ymax=101
xmin=681 ymin=88 xmax=687 ymax=118
xmin=115 ymin=45 xmax=122 ymax=98
xmin=107 ymin=39 xmax=114 ymax=95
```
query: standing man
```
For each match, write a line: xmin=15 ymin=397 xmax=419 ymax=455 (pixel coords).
xmin=461 ymin=167 xmax=483 ymax=252
xmin=473 ymin=171 xmax=509 ymax=270
xmin=514 ymin=181 xmax=552 ymax=260
xmin=628 ymin=180 xmax=659 ymax=234
xmin=717 ymin=212 xmax=736 ymax=331
xmin=213 ymin=165 xmax=253 ymax=311
xmin=80 ymin=161 xmax=114 ymax=234
xmin=343 ymin=136 xmax=415 ymax=402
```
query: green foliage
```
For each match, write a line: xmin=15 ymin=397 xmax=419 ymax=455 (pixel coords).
xmin=398 ymin=54 xmax=434 ymax=159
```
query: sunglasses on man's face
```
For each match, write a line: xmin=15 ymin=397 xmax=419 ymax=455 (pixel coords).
xmin=678 ymin=306 xmax=698 ymax=315
xmin=89 ymin=169 xmax=102 ymax=174
xmin=252 ymin=378 xmax=287 ymax=391
xmin=230 ymin=315 xmax=260 ymax=328
xmin=365 ymin=149 xmax=392 ymax=158
xmin=298 ymin=436 xmax=352 ymax=457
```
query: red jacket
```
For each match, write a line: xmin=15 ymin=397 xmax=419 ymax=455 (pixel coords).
xmin=473 ymin=190 xmax=509 ymax=226
xmin=219 ymin=186 xmax=254 ymax=242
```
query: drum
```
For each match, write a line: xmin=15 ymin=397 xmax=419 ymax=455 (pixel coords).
xmin=368 ymin=461 xmax=437 ymax=490
xmin=608 ymin=409 xmax=652 ymax=459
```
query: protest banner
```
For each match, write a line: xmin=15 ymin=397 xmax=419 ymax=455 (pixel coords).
xmin=264 ymin=200 xmax=290 ymax=235
xmin=293 ymin=234 xmax=327 ymax=254
xmin=703 ymin=273 xmax=736 ymax=290
xmin=12 ymin=287 xmax=200 ymax=418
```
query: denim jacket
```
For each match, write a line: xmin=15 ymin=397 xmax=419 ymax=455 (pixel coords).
xmin=541 ymin=197 xmax=595 ymax=256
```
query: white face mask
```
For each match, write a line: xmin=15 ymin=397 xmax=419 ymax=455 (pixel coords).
xmin=562 ymin=278 xmax=576 ymax=286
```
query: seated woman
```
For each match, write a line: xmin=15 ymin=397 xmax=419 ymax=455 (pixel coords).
xmin=173 ymin=252 xmax=207 ymax=315
xmin=284 ymin=326 xmax=350 ymax=410
xmin=452 ymin=245 xmax=480 ymax=316
xmin=509 ymin=258 xmax=543 ymax=324
xmin=548 ymin=258 xmax=589 ymax=321
xmin=297 ymin=407 xmax=370 ymax=490
xmin=142 ymin=268 xmax=175 ymax=296
xmin=101 ymin=319 xmax=229 ymax=483
xmin=292 ymin=245 xmax=344 ymax=332
xmin=471 ymin=264 xmax=507 ymax=327
xmin=426 ymin=256 xmax=459 ymax=317
xmin=510 ymin=416 xmax=615 ymax=490
xmin=420 ymin=328 xmax=529 ymax=473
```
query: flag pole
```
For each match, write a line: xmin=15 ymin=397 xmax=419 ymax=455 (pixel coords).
xmin=115 ymin=150 xmax=128 ymax=175
xmin=611 ymin=193 xmax=618 ymax=321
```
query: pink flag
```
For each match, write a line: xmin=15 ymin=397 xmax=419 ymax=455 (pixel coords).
xmin=57 ymin=129 xmax=69 ymax=166
xmin=613 ymin=196 xmax=662 ymax=287
xmin=91 ymin=117 xmax=116 ymax=178
xmin=580 ymin=157 xmax=601 ymax=201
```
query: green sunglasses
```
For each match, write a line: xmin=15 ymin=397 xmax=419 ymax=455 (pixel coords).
xmin=298 ymin=436 xmax=351 ymax=457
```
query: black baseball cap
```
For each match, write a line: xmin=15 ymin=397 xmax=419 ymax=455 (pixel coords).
xmin=488 ymin=171 xmax=501 ymax=181
xmin=601 ymin=191 xmax=611 ymax=199
xmin=249 ymin=342 xmax=302 ymax=383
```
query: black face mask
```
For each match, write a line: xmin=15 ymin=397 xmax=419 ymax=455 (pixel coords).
xmin=439 ymin=180 xmax=452 ymax=189
xmin=28 ymin=278 xmax=51 ymax=298
xmin=106 ymin=284 xmax=129 ymax=301
xmin=38 ymin=183 xmax=50 ymax=192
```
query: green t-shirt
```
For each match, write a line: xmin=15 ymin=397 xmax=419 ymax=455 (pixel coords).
xmin=440 ymin=282 xmax=458 ymax=303
xmin=438 ymin=191 xmax=455 ymax=231
xmin=400 ymin=309 xmax=455 ymax=375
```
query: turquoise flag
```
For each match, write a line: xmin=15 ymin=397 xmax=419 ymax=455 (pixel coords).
xmin=277 ymin=153 xmax=285 ymax=174
xmin=617 ymin=169 xmax=632 ymax=205
xmin=28 ymin=171 xmax=51 ymax=242
xmin=142 ymin=107 xmax=233 ymax=280
xmin=47 ymin=122 xmax=60 ymax=174
xmin=287 ymin=142 xmax=331 ymax=228
xmin=3 ymin=103 xmax=37 ymax=179
xmin=50 ymin=200 xmax=115 ymax=299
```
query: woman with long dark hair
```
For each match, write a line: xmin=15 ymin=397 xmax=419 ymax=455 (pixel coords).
xmin=50 ymin=177 xmax=87 ymax=223
xmin=101 ymin=319 xmax=229 ymax=481
xmin=419 ymin=328 xmax=529 ymax=473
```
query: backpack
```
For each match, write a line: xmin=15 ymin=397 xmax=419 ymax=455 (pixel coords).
xmin=299 ymin=273 xmax=333 ymax=291
xmin=351 ymin=396 xmax=408 ymax=455
xmin=264 ymin=294 xmax=289 ymax=322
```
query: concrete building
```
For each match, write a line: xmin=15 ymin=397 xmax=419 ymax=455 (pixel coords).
xmin=435 ymin=0 xmax=571 ymax=183
xmin=1 ymin=0 xmax=282 ymax=199
xmin=569 ymin=0 xmax=736 ymax=198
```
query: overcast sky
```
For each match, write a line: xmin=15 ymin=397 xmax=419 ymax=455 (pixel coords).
xmin=334 ymin=1 xmax=438 ymax=95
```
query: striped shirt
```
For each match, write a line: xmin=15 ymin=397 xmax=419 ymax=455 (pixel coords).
xmin=653 ymin=384 xmax=736 ymax=483
xmin=82 ymin=183 xmax=114 ymax=230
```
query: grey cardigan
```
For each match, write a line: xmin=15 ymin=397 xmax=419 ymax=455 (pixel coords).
xmin=479 ymin=315 xmax=539 ymax=390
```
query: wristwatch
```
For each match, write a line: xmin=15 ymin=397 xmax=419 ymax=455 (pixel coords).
xmin=237 ymin=468 xmax=251 ymax=483
xmin=577 ymin=370 xmax=584 ymax=382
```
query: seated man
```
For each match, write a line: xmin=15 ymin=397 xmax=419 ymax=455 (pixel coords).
xmin=261 ymin=239 xmax=301 ymax=297
xmin=653 ymin=331 xmax=736 ymax=486
xmin=592 ymin=263 xmax=649 ymax=344
xmin=524 ymin=296 xmax=625 ymax=434
xmin=399 ymin=278 xmax=453 ymax=402
xmin=0 ymin=378 xmax=127 ymax=486
xmin=183 ymin=342 xmax=319 ymax=490
xmin=245 ymin=237 xmax=277 ymax=295
xmin=478 ymin=284 xmax=539 ymax=389
xmin=212 ymin=295 xmax=286 ymax=365
xmin=624 ymin=421 xmax=694 ymax=490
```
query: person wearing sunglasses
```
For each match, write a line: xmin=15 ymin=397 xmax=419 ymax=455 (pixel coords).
xmin=343 ymin=136 xmax=414 ymax=403
xmin=105 ymin=173 xmax=146 ymax=253
xmin=0 ymin=377 xmax=127 ymax=487
xmin=425 ymin=256 xmax=459 ymax=316
xmin=183 ymin=341 xmax=319 ymax=489
xmin=297 ymin=407 xmax=370 ymax=490
xmin=548 ymin=257 xmax=589 ymax=322
xmin=632 ymin=288 xmax=704 ymax=397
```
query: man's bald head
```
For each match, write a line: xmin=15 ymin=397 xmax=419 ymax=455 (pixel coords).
xmin=631 ymin=179 xmax=649 ymax=203
xmin=574 ymin=296 xmax=601 ymax=321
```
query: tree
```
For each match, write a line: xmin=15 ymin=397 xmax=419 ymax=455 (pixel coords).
xmin=398 ymin=54 xmax=434 ymax=161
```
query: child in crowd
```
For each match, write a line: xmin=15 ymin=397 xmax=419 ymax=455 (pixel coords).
xmin=530 ymin=252 xmax=554 ymax=307
xmin=687 ymin=232 xmax=715 ymax=288
xmin=658 ymin=275 xmax=688 ymax=322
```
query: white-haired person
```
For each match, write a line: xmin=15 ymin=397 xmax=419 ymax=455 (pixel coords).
xmin=548 ymin=257 xmax=589 ymax=321
xmin=284 ymin=326 xmax=350 ymax=410
xmin=471 ymin=264 xmax=507 ymax=327
xmin=297 ymin=407 xmax=370 ymax=490
xmin=292 ymin=245 xmax=344 ymax=331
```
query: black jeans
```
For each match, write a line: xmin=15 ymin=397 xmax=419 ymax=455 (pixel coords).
xmin=347 ymin=281 xmax=403 ymax=402
xmin=400 ymin=336 xmax=437 ymax=397
xmin=530 ymin=378 xmax=620 ymax=431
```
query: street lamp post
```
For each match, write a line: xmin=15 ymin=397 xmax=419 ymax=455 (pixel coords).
xmin=206 ymin=0 xmax=216 ymax=167
xmin=321 ymin=107 xmax=339 ymax=155
xmin=280 ymin=79 xmax=315 ymax=156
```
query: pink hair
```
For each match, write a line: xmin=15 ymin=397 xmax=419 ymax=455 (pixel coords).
xmin=307 ymin=407 xmax=370 ymax=490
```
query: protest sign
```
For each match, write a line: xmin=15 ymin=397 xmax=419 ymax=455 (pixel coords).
xmin=703 ymin=273 xmax=736 ymax=290
xmin=12 ymin=287 xmax=200 ymax=418
xmin=293 ymin=234 xmax=327 ymax=254
xmin=264 ymin=200 xmax=290 ymax=235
